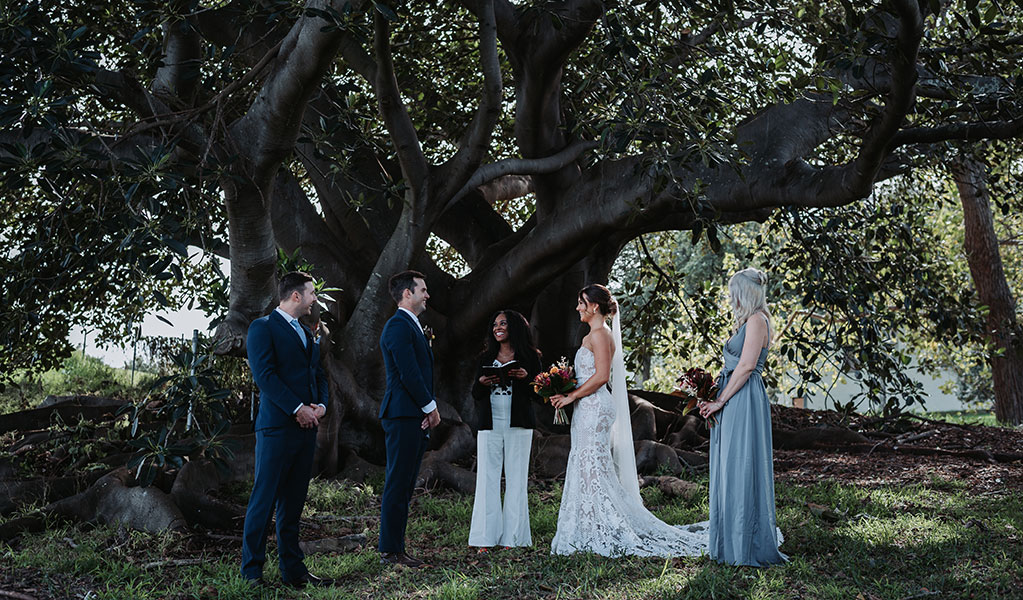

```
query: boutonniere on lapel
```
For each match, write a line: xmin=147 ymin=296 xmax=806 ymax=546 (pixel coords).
xmin=422 ymin=325 xmax=435 ymax=348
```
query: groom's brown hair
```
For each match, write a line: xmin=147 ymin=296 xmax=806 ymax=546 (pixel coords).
xmin=388 ymin=270 xmax=425 ymax=304
xmin=279 ymin=271 xmax=315 ymax=303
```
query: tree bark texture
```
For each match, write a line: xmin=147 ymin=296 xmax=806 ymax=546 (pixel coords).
xmin=952 ymin=155 xmax=1023 ymax=425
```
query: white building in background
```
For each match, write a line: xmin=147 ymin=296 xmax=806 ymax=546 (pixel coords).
xmin=780 ymin=366 xmax=967 ymax=413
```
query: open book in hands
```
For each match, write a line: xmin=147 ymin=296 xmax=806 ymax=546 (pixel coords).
xmin=481 ymin=360 xmax=519 ymax=387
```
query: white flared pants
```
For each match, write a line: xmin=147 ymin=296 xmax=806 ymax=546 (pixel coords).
xmin=468 ymin=426 xmax=533 ymax=547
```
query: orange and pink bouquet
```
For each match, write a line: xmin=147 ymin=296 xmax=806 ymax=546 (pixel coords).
xmin=532 ymin=357 xmax=576 ymax=425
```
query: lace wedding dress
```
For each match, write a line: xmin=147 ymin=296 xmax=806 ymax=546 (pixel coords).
xmin=550 ymin=319 xmax=710 ymax=557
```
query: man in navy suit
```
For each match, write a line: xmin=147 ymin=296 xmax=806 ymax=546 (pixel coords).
xmin=378 ymin=270 xmax=441 ymax=568
xmin=241 ymin=271 xmax=332 ymax=588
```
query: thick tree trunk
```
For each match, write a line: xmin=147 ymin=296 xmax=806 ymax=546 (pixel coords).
xmin=218 ymin=179 xmax=279 ymax=354
xmin=952 ymin=155 xmax=1023 ymax=425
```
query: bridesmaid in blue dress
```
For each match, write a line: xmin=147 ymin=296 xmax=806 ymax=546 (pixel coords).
xmin=699 ymin=268 xmax=788 ymax=566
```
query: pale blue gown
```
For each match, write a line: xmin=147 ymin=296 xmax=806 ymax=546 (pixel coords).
xmin=708 ymin=316 xmax=788 ymax=566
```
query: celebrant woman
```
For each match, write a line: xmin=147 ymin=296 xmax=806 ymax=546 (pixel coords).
xmin=468 ymin=310 xmax=541 ymax=550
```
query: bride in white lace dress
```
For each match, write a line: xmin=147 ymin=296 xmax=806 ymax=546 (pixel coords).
xmin=549 ymin=284 xmax=709 ymax=557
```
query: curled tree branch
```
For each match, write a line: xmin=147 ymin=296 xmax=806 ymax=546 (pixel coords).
xmin=441 ymin=140 xmax=598 ymax=214
xmin=843 ymin=0 xmax=923 ymax=198
xmin=748 ymin=0 xmax=923 ymax=209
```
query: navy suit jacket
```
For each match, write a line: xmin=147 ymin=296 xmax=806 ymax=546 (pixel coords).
xmin=247 ymin=310 xmax=329 ymax=431
xmin=379 ymin=310 xmax=434 ymax=419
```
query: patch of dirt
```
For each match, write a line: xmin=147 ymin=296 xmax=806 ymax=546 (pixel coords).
xmin=771 ymin=406 xmax=1023 ymax=494
xmin=0 ymin=566 xmax=96 ymax=600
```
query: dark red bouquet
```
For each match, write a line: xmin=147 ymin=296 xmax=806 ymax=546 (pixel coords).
xmin=673 ymin=367 xmax=719 ymax=420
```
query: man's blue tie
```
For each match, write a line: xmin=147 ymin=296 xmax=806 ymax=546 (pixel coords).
xmin=290 ymin=319 xmax=306 ymax=348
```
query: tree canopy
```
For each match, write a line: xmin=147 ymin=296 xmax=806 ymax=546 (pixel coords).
xmin=2 ymin=0 xmax=1021 ymax=445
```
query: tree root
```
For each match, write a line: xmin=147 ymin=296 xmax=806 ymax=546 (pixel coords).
xmin=337 ymin=446 xmax=383 ymax=484
xmin=417 ymin=453 xmax=475 ymax=493
xmin=640 ymin=475 xmax=701 ymax=499
xmin=428 ymin=421 xmax=476 ymax=463
xmin=773 ymin=426 xmax=870 ymax=449
xmin=51 ymin=468 xmax=187 ymax=531
xmin=634 ymin=440 xmax=684 ymax=475
xmin=0 ymin=467 xmax=189 ymax=542
xmin=0 ymin=472 xmax=105 ymax=516
xmin=531 ymin=434 xmax=571 ymax=479
xmin=0 ymin=396 xmax=124 ymax=434
xmin=834 ymin=442 xmax=1023 ymax=463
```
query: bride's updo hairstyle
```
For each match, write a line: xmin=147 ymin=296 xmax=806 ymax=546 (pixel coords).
xmin=728 ymin=268 xmax=771 ymax=333
xmin=579 ymin=284 xmax=618 ymax=318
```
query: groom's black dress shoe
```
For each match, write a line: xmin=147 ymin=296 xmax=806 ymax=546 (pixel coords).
xmin=283 ymin=573 xmax=334 ymax=588
xmin=380 ymin=551 xmax=425 ymax=568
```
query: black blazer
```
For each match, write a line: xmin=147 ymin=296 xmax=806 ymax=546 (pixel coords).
xmin=471 ymin=351 xmax=541 ymax=430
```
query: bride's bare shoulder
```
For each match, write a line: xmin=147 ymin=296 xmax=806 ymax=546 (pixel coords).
xmin=587 ymin=327 xmax=613 ymax=352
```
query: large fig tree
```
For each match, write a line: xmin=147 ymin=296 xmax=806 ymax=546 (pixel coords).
xmin=3 ymin=0 xmax=1022 ymax=482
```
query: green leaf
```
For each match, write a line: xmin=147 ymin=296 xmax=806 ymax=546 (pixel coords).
xmin=690 ymin=221 xmax=703 ymax=246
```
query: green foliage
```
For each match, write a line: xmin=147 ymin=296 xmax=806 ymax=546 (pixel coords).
xmin=612 ymin=146 xmax=1023 ymax=417
xmin=123 ymin=338 xmax=235 ymax=487
xmin=0 ymin=0 xmax=228 ymax=381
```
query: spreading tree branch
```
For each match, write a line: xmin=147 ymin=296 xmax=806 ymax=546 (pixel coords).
xmin=893 ymin=118 xmax=1023 ymax=145
xmin=751 ymin=0 xmax=923 ymax=208
xmin=436 ymin=0 xmax=504 ymax=204
xmin=373 ymin=9 xmax=429 ymax=190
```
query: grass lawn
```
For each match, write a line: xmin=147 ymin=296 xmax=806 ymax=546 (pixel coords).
xmin=3 ymin=473 xmax=1020 ymax=599
xmin=923 ymin=409 xmax=1005 ymax=428
xmin=0 ymin=351 xmax=154 ymax=414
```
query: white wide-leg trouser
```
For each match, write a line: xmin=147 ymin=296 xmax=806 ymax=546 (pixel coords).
xmin=468 ymin=427 xmax=533 ymax=547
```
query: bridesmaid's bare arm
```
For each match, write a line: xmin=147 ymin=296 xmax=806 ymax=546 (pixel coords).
xmin=700 ymin=314 xmax=769 ymax=419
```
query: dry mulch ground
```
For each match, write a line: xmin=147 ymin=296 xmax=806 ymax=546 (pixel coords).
xmin=771 ymin=406 xmax=1023 ymax=493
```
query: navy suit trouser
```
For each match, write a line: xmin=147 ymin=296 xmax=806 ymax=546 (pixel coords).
xmin=379 ymin=417 xmax=429 ymax=553
xmin=240 ymin=427 xmax=316 ymax=583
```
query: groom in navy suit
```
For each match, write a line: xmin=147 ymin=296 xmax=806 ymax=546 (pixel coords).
xmin=240 ymin=271 xmax=332 ymax=588
xmin=378 ymin=270 xmax=441 ymax=568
